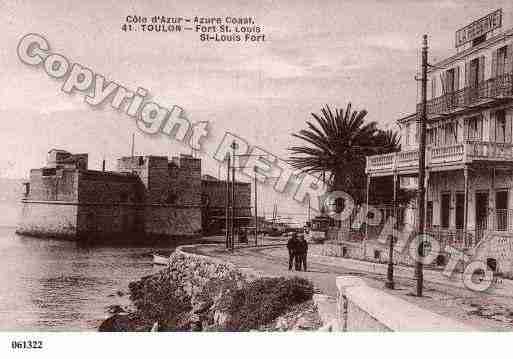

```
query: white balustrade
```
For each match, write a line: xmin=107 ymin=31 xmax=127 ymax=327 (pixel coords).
xmin=366 ymin=141 xmax=513 ymax=174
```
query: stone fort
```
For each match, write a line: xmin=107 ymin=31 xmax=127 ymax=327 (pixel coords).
xmin=17 ymin=149 xmax=251 ymax=241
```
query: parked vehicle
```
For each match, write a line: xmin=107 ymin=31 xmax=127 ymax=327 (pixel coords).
xmin=305 ymin=216 xmax=331 ymax=243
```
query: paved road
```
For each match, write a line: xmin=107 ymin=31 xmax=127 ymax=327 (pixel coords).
xmin=191 ymin=240 xmax=513 ymax=331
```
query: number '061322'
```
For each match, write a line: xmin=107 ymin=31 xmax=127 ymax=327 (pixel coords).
xmin=11 ymin=340 xmax=43 ymax=349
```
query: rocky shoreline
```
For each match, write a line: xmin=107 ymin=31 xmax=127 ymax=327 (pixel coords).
xmin=99 ymin=245 xmax=328 ymax=331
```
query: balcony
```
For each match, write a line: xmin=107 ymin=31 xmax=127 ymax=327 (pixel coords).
xmin=366 ymin=141 xmax=513 ymax=175
xmin=417 ymin=73 xmax=513 ymax=116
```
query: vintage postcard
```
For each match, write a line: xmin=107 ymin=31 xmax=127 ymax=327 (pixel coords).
xmin=1 ymin=0 xmax=513 ymax=357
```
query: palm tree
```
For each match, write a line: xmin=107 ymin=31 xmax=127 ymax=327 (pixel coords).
xmin=289 ymin=104 xmax=400 ymax=205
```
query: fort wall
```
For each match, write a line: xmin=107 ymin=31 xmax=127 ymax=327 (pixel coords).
xmin=17 ymin=202 xmax=78 ymax=239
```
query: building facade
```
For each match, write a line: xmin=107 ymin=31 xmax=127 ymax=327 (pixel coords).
xmin=201 ymin=174 xmax=252 ymax=235
xmin=363 ymin=10 xmax=513 ymax=275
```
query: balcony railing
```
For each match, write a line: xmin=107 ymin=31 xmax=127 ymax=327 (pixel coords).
xmin=366 ymin=141 xmax=513 ymax=174
xmin=416 ymin=73 xmax=513 ymax=115
xmin=424 ymin=227 xmax=476 ymax=249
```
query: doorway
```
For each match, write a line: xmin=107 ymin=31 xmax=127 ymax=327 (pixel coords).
xmin=475 ymin=192 xmax=489 ymax=235
xmin=441 ymin=193 xmax=451 ymax=228
xmin=495 ymin=190 xmax=508 ymax=231
xmin=455 ymin=193 xmax=465 ymax=229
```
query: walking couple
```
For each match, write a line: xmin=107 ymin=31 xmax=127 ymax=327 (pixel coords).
xmin=286 ymin=233 xmax=308 ymax=271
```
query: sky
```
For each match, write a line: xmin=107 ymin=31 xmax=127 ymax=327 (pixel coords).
xmin=1 ymin=0 xmax=512 ymax=223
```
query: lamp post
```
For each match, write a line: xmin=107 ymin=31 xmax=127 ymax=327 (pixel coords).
xmin=254 ymin=175 xmax=258 ymax=246
xmin=230 ymin=141 xmax=237 ymax=251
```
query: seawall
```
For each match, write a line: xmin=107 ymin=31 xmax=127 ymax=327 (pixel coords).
xmin=336 ymin=276 xmax=473 ymax=331
xmin=16 ymin=201 xmax=202 ymax=242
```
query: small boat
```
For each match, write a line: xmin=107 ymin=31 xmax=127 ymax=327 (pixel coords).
xmin=152 ymin=254 xmax=169 ymax=266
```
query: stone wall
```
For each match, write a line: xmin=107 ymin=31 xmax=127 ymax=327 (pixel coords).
xmin=323 ymin=229 xmax=513 ymax=276
xmin=77 ymin=170 xmax=143 ymax=203
xmin=322 ymin=239 xmax=418 ymax=268
xmin=17 ymin=202 xmax=78 ymax=239
xmin=144 ymin=206 xmax=201 ymax=237
xmin=473 ymin=231 xmax=513 ymax=276
xmin=76 ymin=204 xmax=142 ymax=238
xmin=27 ymin=168 xmax=78 ymax=202
xmin=170 ymin=155 xmax=202 ymax=207
xmin=336 ymin=276 xmax=473 ymax=331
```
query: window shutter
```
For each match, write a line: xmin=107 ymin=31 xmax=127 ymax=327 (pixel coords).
xmin=492 ymin=49 xmax=498 ymax=78
xmin=508 ymin=44 xmax=513 ymax=74
xmin=454 ymin=66 xmax=460 ymax=90
xmin=463 ymin=119 xmax=468 ymax=140
xmin=479 ymin=116 xmax=484 ymax=140
xmin=440 ymin=72 xmax=446 ymax=94
xmin=465 ymin=61 xmax=470 ymax=87
xmin=431 ymin=77 xmax=436 ymax=99
xmin=489 ymin=113 xmax=496 ymax=142
xmin=479 ymin=56 xmax=485 ymax=83
xmin=507 ymin=111 xmax=513 ymax=143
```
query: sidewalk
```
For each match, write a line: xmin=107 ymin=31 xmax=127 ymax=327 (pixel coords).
xmin=272 ymin=245 xmax=513 ymax=298
xmin=188 ymin=239 xmax=513 ymax=330
xmin=209 ymin=236 xmax=513 ymax=297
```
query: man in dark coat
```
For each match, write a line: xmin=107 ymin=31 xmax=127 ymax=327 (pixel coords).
xmin=287 ymin=233 xmax=298 ymax=270
xmin=297 ymin=234 xmax=308 ymax=271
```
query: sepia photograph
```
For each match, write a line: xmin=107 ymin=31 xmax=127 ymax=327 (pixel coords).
xmin=2 ymin=0 xmax=513 ymax=357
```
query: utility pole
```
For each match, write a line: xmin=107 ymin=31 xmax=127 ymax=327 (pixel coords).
xmin=231 ymin=141 xmax=237 ymax=250
xmin=130 ymin=133 xmax=135 ymax=157
xmin=254 ymin=175 xmax=258 ymax=246
xmin=226 ymin=156 xmax=231 ymax=250
xmin=415 ymin=34 xmax=428 ymax=297
xmin=385 ymin=173 xmax=398 ymax=289
xmin=308 ymin=198 xmax=311 ymax=223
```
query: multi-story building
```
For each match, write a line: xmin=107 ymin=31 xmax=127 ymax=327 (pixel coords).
xmin=364 ymin=9 xmax=513 ymax=274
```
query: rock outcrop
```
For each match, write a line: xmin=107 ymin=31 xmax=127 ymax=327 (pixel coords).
xmin=100 ymin=245 xmax=326 ymax=331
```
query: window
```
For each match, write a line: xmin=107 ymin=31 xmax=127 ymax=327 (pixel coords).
xmin=427 ymin=128 xmax=434 ymax=145
xmin=443 ymin=122 xmax=458 ymax=145
xmin=442 ymin=67 xmax=459 ymax=93
xmin=405 ymin=123 xmax=411 ymax=145
xmin=431 ymin=77 xmax=437 ymax=99
xmin=468 ymin=58 xmax=481 ymax=88
xmin=42 ymin=168 xmax=57 ymax=177
xmin=436 ymin=255 xmax=446 ymax=266
xmin=167 ymin=192 xmax=177 ymax=204
xmin=466 ymin=116 xmax=483 ymax=140
xmin=374 ymin=250 xmax=381 ymax=261
xmin=495 ymin=46 xmax=508 ymax=77
xmin=495 ymin=110 xmax=507 ymax=143
xmin=23 ymin=183 xmax=30 ymax=197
